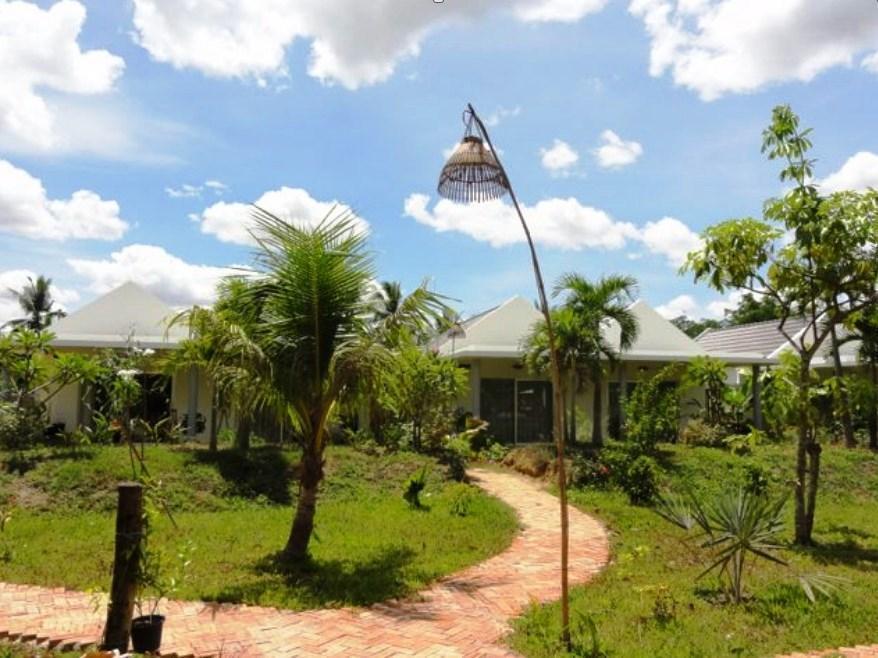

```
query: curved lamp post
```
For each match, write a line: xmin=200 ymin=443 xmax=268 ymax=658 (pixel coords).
xmin=437 ymin=103 xmax=571 ymax=645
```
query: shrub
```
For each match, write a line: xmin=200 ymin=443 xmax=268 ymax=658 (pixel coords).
xmin=479 ymin=441 xmax=508 ymax=463
xmin=0 ymin=402 xmax=43 ymax=450
xmin=445 ymin=482 xmax=477 ymax=517
xmin=403 ymin=466 xmax=429 ymax=509
xmin=621 ymin=455 xmax=659 ymax=505
xmin=743 ymin=463 xmax=770 ymax=496
xmin=624 ymin=365 xmax=681 ymax=453
xmin=679 ymin=418 xmax=725 ymax=447
xmin=502 ymin=445 xmax=554 ymax=478
xmin=571 ymin=453 xmax=613 ymax=489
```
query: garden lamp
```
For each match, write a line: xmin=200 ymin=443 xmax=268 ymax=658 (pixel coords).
xmin=437 ymin=103 xmax=572 ymax=646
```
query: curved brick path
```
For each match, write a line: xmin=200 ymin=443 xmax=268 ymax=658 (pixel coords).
xmin=0 ymin=468 xmax=609 ymax=657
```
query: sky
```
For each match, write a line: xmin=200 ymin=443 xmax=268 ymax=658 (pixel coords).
xmin=1 ymin=0 xmax=878 ymax=326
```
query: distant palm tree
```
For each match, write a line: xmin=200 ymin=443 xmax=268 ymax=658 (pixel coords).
xmin=370 ymin=279 xmax=453 ymax=346
xmin=553 ymin=274 xmax=639 ymax=447
xmin=371 ymin=280 xmax=403 ymax=321
xmin=4 ymin=275 xmax=65 ymax=331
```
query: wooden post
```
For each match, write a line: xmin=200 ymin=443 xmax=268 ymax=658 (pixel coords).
xmin=102 ymin=482 xmax=144 ymax=653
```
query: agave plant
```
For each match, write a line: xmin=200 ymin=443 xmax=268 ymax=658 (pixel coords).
xmin=657 ymin=488 xmax=843 ymax=603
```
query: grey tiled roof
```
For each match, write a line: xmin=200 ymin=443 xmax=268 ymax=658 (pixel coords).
xmin=696 ymin=317 xmax=809 ymax=357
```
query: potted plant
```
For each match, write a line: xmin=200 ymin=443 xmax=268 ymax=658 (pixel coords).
xmin=132 ymin=536 xmax=193 ymax=654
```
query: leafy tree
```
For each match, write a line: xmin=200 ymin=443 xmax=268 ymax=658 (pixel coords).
xmin=382 ymin=342 xmax=468 ymax=450
xmin=671 ymin=315 xmax=723 ymax=338
xmin=623 ymin=364 xmax=681 ymax=453
xmin=3 ymin=275 xmax=66 ymax=331
xmin=684 ymin=105 xmax=878 ymax=544
xmin=724 ymin=293 xmax=783 ymax=325
xmin=841 ymin=308 xmax=878 ymax=449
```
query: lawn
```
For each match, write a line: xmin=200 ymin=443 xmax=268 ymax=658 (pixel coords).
xmin=0 ymin=444 xmax=517 ymax=610
xmin=508 ymin=443 xmax=878 ymax=658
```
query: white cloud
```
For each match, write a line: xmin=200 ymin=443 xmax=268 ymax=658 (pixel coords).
xmin=166 ymin=184 xmax=203 ymax=199
xmin=705 ymin=291 xmax=743 ymax=318
xmin=630 ymin=0 xmax=878 ymax=101
xmin=863 ymin=51 xmax=878 ymax=73
xmin=639 ymin=216 xmax=702 ymax=266
xmin=204 ymin=180 xmax=228 ymax=195
xmin=0 ymin=160 xmax=128 ymax=241
xmin=0 ymin=268 xmax=80 ymax=327
xmin=404 ymin=194 xmax=640 ymax=250
xmin=819 ymin=151 xmax=878 ymax=193
xmin=484 ymin=106 xmax=522 ymax=127
xmin=68 ymin=245 xmax=236 ymax=308
xmin=540 ymin=139 xmax=580 ymax=175
xmin=656 ymin=294 xmax=699 ymax=319
xmin=131 ymin=0 xmax=606 ymax=89
xmin=0 ymin=0 xmax=124 ymax=151
xmin=196 ymin=187 xmax=368 ymax=246
xmin=593 ymin=130 xmax=643 ymax=169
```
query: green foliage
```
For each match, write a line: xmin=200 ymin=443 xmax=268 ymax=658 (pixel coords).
xmin=403 ymin=465 xmax=429 ymax=509
xmin=670 ymin=315 xmax=722 ymax=338
xmin=480 ymin=441 xmax=509 ymax=463
xmin=0 ymin=508 xmax=11 ymax=563
xmin=679 ymin=417 xmax=725 ymax=448
xmin=684 ymin=356 xmax=728 ymax=426
xmin=445 ymin=482 xmax=478 ymax=517
xmin=620 ymin=455 xmax=659 ymax=505
xmin=382 ymin=343 xmax=468 ymax=451
xmin=571 ymin=452 xmax=613 ymax=489
xmin=623 ymin=365 xmax=681 ymax=453
xmin=0 ymin=402 xmax=43 ymax=450
xmin=725 ymin=293 xmax=783 ymax=325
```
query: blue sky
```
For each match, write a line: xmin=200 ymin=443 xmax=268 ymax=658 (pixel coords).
xmin=2 ymin=0 xmax=878 ymax=324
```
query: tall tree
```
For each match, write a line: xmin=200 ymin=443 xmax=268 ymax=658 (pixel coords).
xmin=725 ymin=293 xmax=783 ymax=325
xmin=554 ymin=274 xmax=639 ymax=447
xmin=236 ymin=207 xmax=388 ymax=561
xmin=671 ymin=315 xmax=723 ymax=338
xmin=4 ymin=276 xmax=65 ymax=331
xmin=525 ymin=274 xmax=639 ymax=447
xmin=684 ymin=105 xmax=878 ymax=545
xmin=371 ymin=281 xmax=403 ymax=322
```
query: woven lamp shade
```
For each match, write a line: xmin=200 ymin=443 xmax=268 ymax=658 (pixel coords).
xmin=437 ymin=136 xmax=509 ymax=203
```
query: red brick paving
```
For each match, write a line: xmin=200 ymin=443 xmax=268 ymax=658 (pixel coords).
xmin=0 ymin=468 xmax=609 ymax=657
xmin=777 ymin=648 xmax=878 ymax=658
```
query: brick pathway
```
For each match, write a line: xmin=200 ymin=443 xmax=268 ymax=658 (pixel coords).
xmin=0 ymin=468 xmax=609 ymax=657
xmin=777 ymin=647 xmax=878 ymax=658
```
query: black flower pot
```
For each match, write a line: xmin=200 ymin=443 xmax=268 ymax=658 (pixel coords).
xmin=131 ymin=614 xmax=165 ymax=654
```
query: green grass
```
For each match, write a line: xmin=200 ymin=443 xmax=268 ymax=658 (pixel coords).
xmin=0 ymin=643 xmax=77 ymax=658
xmin=509 ymin=443 xmax=878 ymax=658
xmin=0 ymin=444 xmax=517 ymax=611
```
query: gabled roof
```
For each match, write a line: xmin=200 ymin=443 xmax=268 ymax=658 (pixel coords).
xmin=434 ymin=296 xmax=767 ymax=364
xmin=697 ymin=317 xmax=809 ymax=357
xmin=50 ymin=282 xmax=187 ymax=349
xmin=697 ymin=317 xmax=862 ymax=367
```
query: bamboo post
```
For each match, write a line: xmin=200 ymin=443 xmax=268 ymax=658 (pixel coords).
xmin=102 ymin=482 xmax=144 ymax=652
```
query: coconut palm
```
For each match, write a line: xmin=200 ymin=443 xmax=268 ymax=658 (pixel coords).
xmin=371 ymin=279 xmax=453 ymax=346
xmin=236 ymin=206 xmax=389 ymax=561
xmin=371 ymin=280 xmax=403 ymax=321
xmin=553 ymin=274 xmax=639 ymax=447
xmin=4 ymin=276 xmax=65 ymax=331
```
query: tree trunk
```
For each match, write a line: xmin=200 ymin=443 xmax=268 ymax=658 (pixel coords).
xmin=869 ymin=362 xmax=878 ymax=451
xmin=829 ymin=323 xmax=856 ymax=447
xmin=235 ymin=414 xmax=251 ymax=452
xmin=568 ymin=372 xmax=577 ymax=444
xmin=208 ymin=390 xmax=219 ymax=453
xmin=283 ymin=445 xmax=324 ymax=561
xmin=592 ymin=374 xmax=603 ymax=448
xmin=794 ymin=360 xmax=818 ymax=545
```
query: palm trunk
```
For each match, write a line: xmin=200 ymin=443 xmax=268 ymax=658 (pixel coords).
xmin=568 ymin=372 xmax=577 ymax=444
xmin=234 ymin=414 xmax=251 ymax=452
xmin=208 ymin=390 xmax=219 ymax=453
xmin=591 ymin=374 xmax=603 ymax=448
xmin=283 ymin=444 xmax=324 ymax=561
xmin=829 ymin=323 xmax=855 ymax=447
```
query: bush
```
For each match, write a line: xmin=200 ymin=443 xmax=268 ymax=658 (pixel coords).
xmin=479 ymin=441 xmax=508 ymax=463
xmin=680 ymin=418 xmax=725 ymax=448
xmin=0 ymin=402 xmax=43 ymax=450
xmin=445 ymin=482 xmax=478 ymax=517
xmin=502 ymin=445 xmax=554 ymax=478
xmin=403 ymin=466 xmax=429 ymax=508
xmin=621 ymin=455 xmax=659 ymax=505
xmin=571 ymin=453 xmax=613 ymax=489
xmin=743 ymin=463 xmax=770 ymax=496
xmin=624 ymin=365 xmax=681 ymax=454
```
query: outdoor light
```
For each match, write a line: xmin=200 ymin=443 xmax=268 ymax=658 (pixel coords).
xmin=437 ymin=103 xmax=573 ymax=647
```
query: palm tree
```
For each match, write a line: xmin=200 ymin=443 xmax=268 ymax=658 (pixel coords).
xmin=371 ymin=280 xmax=403 ymax=321
xmin=237 ymin=207 xmax=388 ymax=561
xmin=371 ymin=279 xmax=452 ymax=346
xmin=553 ymin=274 xmax=639 ymax=447
xmin=4 ymin=275 xmax=65 ymax=331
